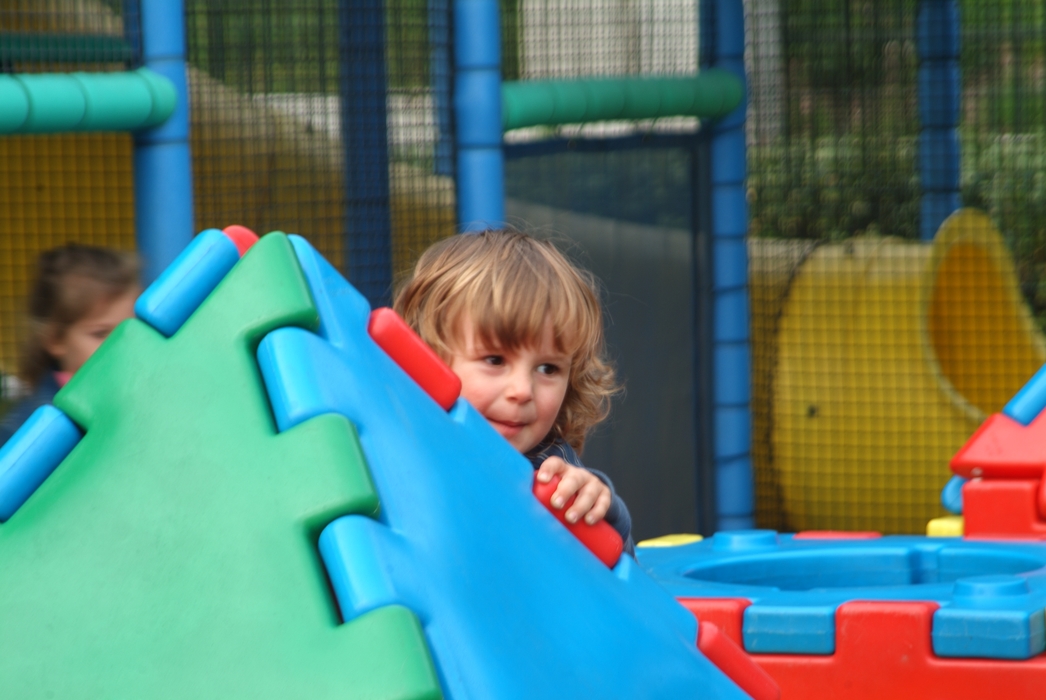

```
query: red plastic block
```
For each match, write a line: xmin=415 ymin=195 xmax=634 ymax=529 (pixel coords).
xmin=792 ymin=531 xmax=881 ymax=540
xmin=698 ymin=622 xmax=781 ymax=700
xmin=963 ymin=479 xmax=1046 ymax=539
xmin=221 ymin=225 xmax=259 ymax=256
xmin=755 ymin=601 xmax=1046 ymax=700
xmin=951 ymin=412 xmax=1046 ymax=480
xmin=367 ymin=307 xmax=462 ymax=411
xmin=532 ymin=474 xmax=623 ymax=568
xmin=678 ymin=598 xmax=751 ymax=646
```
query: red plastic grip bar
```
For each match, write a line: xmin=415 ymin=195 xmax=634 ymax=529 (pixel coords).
xmin=697 ymin=621 xmax=781 ymax=700
xmin=532 ymin=473 xmax=623 ymax=568
xmin=368 ymin=307 xmax=462 ymax=411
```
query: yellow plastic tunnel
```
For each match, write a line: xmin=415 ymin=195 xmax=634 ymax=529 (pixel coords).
xmin=769 ymin=209 xmax=1046 ymax=533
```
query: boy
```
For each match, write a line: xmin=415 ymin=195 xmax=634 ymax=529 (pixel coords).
xmin=395 ymin=229 xmax=634 ymax=554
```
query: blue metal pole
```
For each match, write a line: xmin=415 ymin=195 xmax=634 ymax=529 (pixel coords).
xmin=454 ymin=0 xmax=504 ymax=231
xmin=917 ymin=0 xmax=961 ymax=241
xmin=134 ymin=0 xmax=194 ymax=284
xmin=701 ymin=0 xmax=753 ymax=531
xmin=340 ymin=0 xmax=394 ymax=307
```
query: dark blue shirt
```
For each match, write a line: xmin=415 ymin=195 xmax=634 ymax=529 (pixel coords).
xmin=0 ymin=374 xmax=60 ymax=448
xmin=526 ymin=438 xmax=636 ymax=556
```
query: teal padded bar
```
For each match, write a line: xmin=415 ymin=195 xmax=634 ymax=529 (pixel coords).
xmin=0 ymin=68 xmax=176 ymax=134
xmin=501 ymin=70 xmax=744 ymax=130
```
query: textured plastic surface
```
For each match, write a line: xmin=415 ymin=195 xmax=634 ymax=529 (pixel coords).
xmin=258 ymin=235 xmax=746 ymax=699
xmin=641 ymin=530 xmax=1046 ymax=659
xmin=0 ymin=405 xmax=82 ymax=521
xmin=698 ymin=621 xmax=781 ymax=700
xmin=532 ymin=473 xmax=624 ymax=567
xmin=134 ymin=228 xmax=241 ymax=337
xmin=367 ymin=307 xmax=461 ymax=411
xmin=684 ymin=600 xmax=1046 ymax=699
xmin=0 ymin=234 xmax=441 ymax=698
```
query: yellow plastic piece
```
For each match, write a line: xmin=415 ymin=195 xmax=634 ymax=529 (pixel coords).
xmin=927 ymin=515 xmax=964 ymax=537
xmin=636 ymin=533 xmax=704 ymax=548
xmin=772 ymin=209 xmax=1046 ymax=533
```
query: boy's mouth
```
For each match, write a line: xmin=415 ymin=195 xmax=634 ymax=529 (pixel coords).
xmin=489 ymin=418 xmax=527 ymax=436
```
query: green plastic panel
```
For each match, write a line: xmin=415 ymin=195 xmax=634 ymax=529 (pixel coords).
xmin=0 ymin=234 xmax=442 ymax=699
xmin=0 ymin=67 xmax=176 ymax=134
xmin=501 ymin=69 xmax=744 ymax=130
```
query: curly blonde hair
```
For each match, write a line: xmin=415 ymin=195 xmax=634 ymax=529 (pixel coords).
xmin=394 ymin=229 xmax=618 ymax=452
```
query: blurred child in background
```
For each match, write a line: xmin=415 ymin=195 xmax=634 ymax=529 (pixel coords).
xmin=0 ymin=245 xmax=139 ymax=447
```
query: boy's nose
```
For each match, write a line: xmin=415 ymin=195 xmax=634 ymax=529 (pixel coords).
xmin=504 ymin=368 xmax=533 ymax=401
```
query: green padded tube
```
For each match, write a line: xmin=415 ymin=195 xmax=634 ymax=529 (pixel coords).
xmin=0 ymin=68 xmax=177 ymax=135
xmin=501 ymin=69 xmax=744 ymax=131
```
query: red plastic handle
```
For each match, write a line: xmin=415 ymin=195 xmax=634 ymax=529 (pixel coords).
xmin=533 ymin=473 xmax=624 ymax=568
xmin=368 ymin=307 xmax=462 ymax=411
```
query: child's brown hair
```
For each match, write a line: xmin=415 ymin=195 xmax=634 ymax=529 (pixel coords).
xmin=394 ymin=229 xmax=618 ymax=452
xmin=19 ymin=244 xmax=140 ymax=387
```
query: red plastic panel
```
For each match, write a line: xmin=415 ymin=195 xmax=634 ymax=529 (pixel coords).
xmin=792 ymin=531 xmax=881 ymax=540
xmin=698 ymin=622 xmax=781 ymax=700
xmin=755 ymin=601 xmax=1046 ymax=699
xmin=678 ymin=598 xmax=751 ymax=646
xmin=367 ymin=307 xmax=462 ymax=411
xmin=963 ymin=479 xmax=1046 ymax=539
xmin=951 ymin=412 xmax=1046 ymax=479
xmin=221 ymin=225 xmax=259 ymax=256
xmin=532 ymin=474 xmax=623 ymax=568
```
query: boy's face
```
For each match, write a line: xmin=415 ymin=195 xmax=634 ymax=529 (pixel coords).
xmin=447 ymin=318 xmax=571 ymax=454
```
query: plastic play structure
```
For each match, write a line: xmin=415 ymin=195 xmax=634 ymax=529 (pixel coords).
xmin=6 ymin=223 xmax=1046 ymax=697
xmin=0 ymin=227 xmax=771 ymax=699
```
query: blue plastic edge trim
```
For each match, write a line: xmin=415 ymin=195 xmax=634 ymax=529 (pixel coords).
xmin=134 ymin=228 xmax=240 ymax=337
xmin=1004 ymin=362 xmax=1046 ymax=425
xmin=0 ymin=405 xmax=82 ymax=521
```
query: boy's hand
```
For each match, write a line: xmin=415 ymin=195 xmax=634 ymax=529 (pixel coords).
xmin=535 ymin=457 xmax=612 ymax=525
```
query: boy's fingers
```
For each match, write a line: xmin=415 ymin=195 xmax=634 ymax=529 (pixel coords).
xmin=550 ymin=470 xmax=585 ymax=509
xmin=565 ymin=481 xmax=601 ymax=523
xmin=536 ymin=456 xmax=568 ymax=483
xmin=564 ymin=478 xmax=612 ymax=523
xmin=584 ymin=490 xmax=613 ymax=524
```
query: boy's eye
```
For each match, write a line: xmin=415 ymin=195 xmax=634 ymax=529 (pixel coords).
xmin=483 ymin=355 xmax=504 ymax=366
xmin=537 ymin=363 xmax=560 ymax=376
xmin=89 ymin=328 xmax=111 ymax=341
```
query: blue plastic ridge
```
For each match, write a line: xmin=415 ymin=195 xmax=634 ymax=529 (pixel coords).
xmin=0 ymin=405 xmax=82 ymax=521
xmin=134 ymin=228 xmax=241 ymax=337
xmin=1003 ymin=362 xmax=1046 ymax=426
